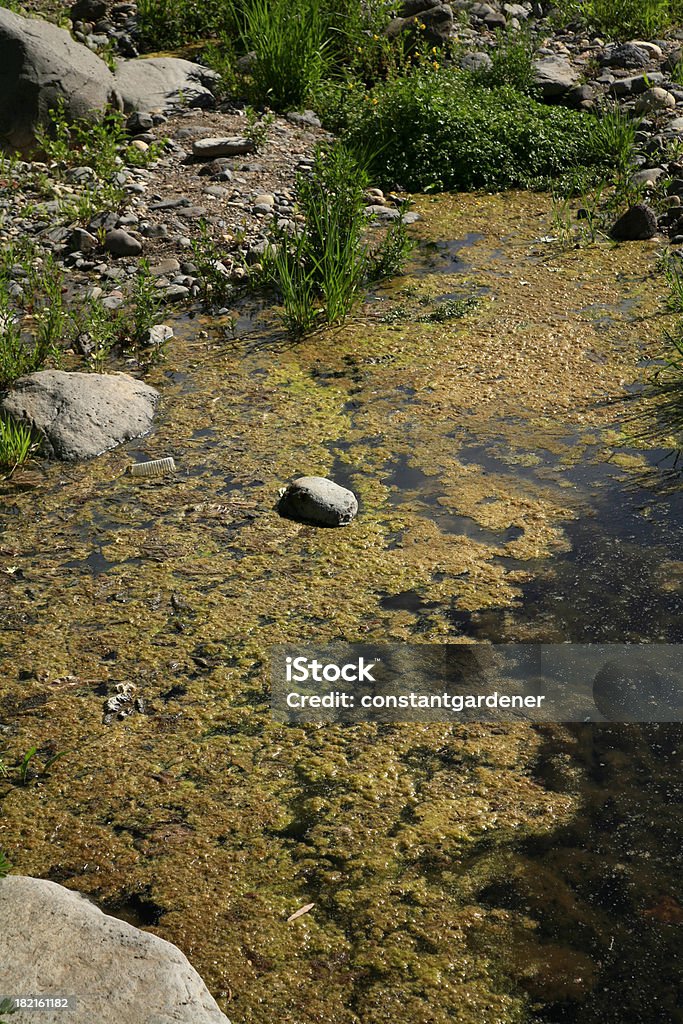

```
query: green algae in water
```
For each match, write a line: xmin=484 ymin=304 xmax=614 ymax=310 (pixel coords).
xmin=0 ymin=191 xmax=682 ymax=1023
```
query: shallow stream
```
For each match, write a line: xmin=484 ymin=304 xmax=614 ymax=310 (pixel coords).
xmin=1 ymin=192 xmax=682 ymax=1023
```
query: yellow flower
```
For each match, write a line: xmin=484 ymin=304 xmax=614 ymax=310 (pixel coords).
xmin=372 ymin=97 xmax=379 ymax=104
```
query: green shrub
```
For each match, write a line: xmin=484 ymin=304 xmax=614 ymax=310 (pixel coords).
xmin=343 ymin=66 xmax=621 ymax=192
xmin=554 ymin=0 xmax=680 ymax=38
xmin=0 ymin=849 xmax=9 ymax=877
xmin=137 ymin=0 xmax=238 ymax=51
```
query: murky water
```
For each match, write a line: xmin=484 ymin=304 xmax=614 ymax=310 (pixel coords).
xmin=1 ymin=192 xmax=682 ymax=1023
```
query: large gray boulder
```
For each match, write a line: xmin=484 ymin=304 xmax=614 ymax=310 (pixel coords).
xmin=1 ymin=370 xmax=159 ymax=460
xmin=0 ymin=7 xmax=121 ymax=153
xmin=113 ymin=57 xmax=220 ymax=113
xmin=532 ymin=56 xmax=581 ymax=99
xmin=278 ymin=476 xmax=359 ymax=527
xmin=0 ymin=876 xmax=230 ymax=1024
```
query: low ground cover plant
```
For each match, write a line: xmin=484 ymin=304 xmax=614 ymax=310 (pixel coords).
xmin=554 ymin=0 xmax=683 ymax=38
xmin=341 ymin=66 xmax=625 ymax=192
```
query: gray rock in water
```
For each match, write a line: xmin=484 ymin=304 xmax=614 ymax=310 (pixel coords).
xmin=278 ymin=476 xmax=358 ymax=527
xmin=114 ymin=57 xmax=220 ymax=113
xmin=592 ymin=656 xmax=681 ymax=721
xmin=532 ymin=56 xmax=581 ymax=98
xmin=0 ymin=7 xmax=122 ymax=153
xmin=610 ymin=203 xmax=658 ymax=241
xmin=104 ymin=228 xmax=142 ymax=256
xmin=1 ymin=370 xmax=159 ymax=460
xmin=192 ymin=136 xmax=255 ymax=159
xmin=0 ymin=876 xmax=230 ymax=1024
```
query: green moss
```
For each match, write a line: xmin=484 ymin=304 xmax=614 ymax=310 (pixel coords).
xmin=0 ymin=191 xmax=676 ymax=1023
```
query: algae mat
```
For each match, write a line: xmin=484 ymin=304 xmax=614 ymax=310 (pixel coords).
xmin=0 ymin=192 xmax=682 ymax=1023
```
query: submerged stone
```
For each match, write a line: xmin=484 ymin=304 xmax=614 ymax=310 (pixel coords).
xmin=278 ymin=476 xmax=358 ymax=527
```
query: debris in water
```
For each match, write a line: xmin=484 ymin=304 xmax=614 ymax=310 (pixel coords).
xmin=287 ymin=903 xmax=315 ymax=923
xmin=127 ymin=457 xmax=176 ymax=478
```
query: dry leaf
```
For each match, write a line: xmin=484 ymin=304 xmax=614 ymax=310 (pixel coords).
xmin=287 ymin=902 xmax=315 ymax=923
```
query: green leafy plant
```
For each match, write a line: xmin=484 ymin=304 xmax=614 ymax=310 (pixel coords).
xmin=244 ymin=106 xmax=275 ymax=151
xmin=0 ymin=849 xmax=9 ymax=877
xmin=129 ymin=260 xmax=164 ymax=355
xmin=473 ymin=26 xmax=538 ymax=96
xmin=343 ymin=65 xmax=620 ymax=193
xmin=418 ymin=296 xmax=481 ymax=323
xmin=74 ymin=298 xmax=123 ymax=372
xmin=15 ymin=746 xmax=66 ymax=786
xmin=369 ymin=207 xmax=415 ymax=280
xmin=265 ymin=143 xmax=370 ymax=332
xmin=0 ymin=296 xmax=59 ymax=388
xmin=191 ymin=221 xmax=235 ymax=307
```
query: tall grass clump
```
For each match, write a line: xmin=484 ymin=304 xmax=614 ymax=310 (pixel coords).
xmin=237 ymin=0 xmax=330 ymax=109
xmin=554 ymin=0 xmax=681 ymax=38
xmin=267 ymin=144 xmax=369 ymax=332
xmin=0 ymin=415 xmax=34 ymax=473
xmin=343 ymin=65 xmax=623 ymax=193
xmin=266 ymin=142 xmax=412 ymax=334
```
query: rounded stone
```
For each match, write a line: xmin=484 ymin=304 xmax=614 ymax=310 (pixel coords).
xmin=104 ymin=228 xmax=142 ymax=256
xmin=278 ymin=476 xmax=358 ymax=527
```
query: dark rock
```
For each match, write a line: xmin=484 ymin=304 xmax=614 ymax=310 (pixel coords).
xmin=126 ymin=110 xmax=154 ymax=134
xmin=87 ymin=210 xmax=119 ymax=233
xmin=70 ymin=0 xmax=108 ymax=23
xmin=385 ymin=3 xmax=454 ymax=47
xmin=610 ymin=203 xmax=658 ymax=241
xmin=278 ymin=476 xmax=359 ymax=527
xmin=0 ymin=7 xmax=122 ymax=153
xmin=600 ymin=43 xmax=651 ymax=69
